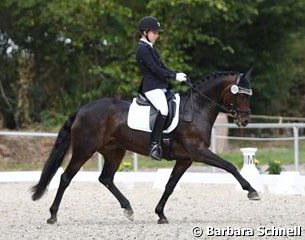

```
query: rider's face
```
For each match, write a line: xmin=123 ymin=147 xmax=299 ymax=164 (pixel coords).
xmin=145 ymin=30 xmax=159 ymax=44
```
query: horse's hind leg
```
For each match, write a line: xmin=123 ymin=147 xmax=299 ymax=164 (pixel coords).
xmin=155 ymin=160 xmax=192 ymax=224
xmin=47 ymin=150 xmax=93 ymax=224
xmin=98 ymin=147 xmax=134 ymax=221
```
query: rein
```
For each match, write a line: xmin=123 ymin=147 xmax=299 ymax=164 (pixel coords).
xmin=184 ymin=79 xmax=238 ymax=117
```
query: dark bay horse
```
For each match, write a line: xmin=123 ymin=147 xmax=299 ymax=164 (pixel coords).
xmin=31 ymin=69 xmax=260 ymax=224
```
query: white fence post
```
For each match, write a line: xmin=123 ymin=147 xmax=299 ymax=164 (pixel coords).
xmin=211 ymin=127 xmax=217 ymax=173
xmin=211 ymin=127 xmax=216 ymax=153
xmin=133 ymin=152 xmax=138 ymax=171
xmin=97 ymin=153 xmax=104 ymax=171
xmin=293 ymin=127 xmax=299 ymax=171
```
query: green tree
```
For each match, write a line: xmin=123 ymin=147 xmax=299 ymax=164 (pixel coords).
xmin=0 ymin=0 xmax=305 ymax=128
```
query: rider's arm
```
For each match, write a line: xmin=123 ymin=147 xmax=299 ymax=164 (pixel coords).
xmin=137 ymin=46 xmax=176 ymax=79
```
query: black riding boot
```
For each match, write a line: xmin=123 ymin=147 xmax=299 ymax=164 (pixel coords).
xmin=149 ymin=112 xmax=167 ymax=160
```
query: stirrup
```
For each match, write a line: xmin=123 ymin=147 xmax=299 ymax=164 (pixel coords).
xmin=150 ymin=144 xmax=162 ymax=160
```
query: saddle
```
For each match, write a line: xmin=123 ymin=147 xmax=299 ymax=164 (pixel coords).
xmin=136 ymin=91 xmax=176 ymax=130
xmin=127 ymin=91 xmax=180 ymax=134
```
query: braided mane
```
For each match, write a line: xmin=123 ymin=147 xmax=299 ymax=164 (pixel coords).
xmin=193 ymin=71 xmax=239 ymax=88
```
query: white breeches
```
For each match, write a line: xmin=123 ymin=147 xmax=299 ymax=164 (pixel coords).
xmin=144 ymin=89 xmax=169 ymax=116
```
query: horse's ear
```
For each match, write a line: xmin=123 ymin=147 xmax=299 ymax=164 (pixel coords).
xmin=239 ymin=67 xmax=253 ymax=89
xmin=244 ymin=66 xmax=254 ymax=81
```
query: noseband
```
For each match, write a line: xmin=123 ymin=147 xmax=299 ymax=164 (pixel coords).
xmin=185 ymin=75 xmax=252 ymax=119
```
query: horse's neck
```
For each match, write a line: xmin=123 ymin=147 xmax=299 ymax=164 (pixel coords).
xmin=193 ymin=77 xmax=232 ymax=118
xmin=180 ymin=91 xmax=220 ymax=126
xmin=180 ymin=75 xmax=235 ymax=127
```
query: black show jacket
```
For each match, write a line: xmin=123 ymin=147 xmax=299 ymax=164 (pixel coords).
xmin=136 ymin=40 xmax=176 ymax=94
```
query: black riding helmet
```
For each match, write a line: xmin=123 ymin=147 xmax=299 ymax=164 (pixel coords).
xmin=138 ymin=16 xmax=164 ymax=32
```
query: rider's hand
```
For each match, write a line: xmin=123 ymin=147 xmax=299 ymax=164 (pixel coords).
xmin=175 ymin=72 xmax=187 ymax=82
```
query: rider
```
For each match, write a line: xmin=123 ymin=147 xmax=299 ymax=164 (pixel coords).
xmin=135 ymin=16 xmax=188 ymax=160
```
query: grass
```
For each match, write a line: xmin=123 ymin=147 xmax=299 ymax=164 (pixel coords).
xmin=1 ymin=142 xmax=304 ymax=171
xmin=218 ymin=148 xmax=300 ymax=169
xmin=81 ymin=153 xmax=176 ymax=171
xmin=81 ymin=143 xmax=304 ymax=171
xmin=0 ymin=162 xmax=43 ymax=171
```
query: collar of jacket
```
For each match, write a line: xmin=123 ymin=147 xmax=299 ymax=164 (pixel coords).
xmin=139 ymin=38 xmax=153 ymax=48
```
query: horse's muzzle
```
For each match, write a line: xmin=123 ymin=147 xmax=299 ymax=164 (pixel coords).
xmin=232 ymin=109 xmax=251 ymax=127
xmin=234 ymin=117 xmax=249 ymax=127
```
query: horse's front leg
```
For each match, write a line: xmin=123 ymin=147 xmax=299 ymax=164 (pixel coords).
xmin=191 ymin=148 xmax=260 ymax=200
xmin=155 ymin=159 xmax=192 ymax=224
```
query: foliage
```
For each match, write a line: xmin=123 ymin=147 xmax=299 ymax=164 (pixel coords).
xmin=118 ymin=161 xmax=132 ymax=172
xmin=266 ymin=160 xmax=283 ymax=174
xmin=0 ymin=0 xmax=305 ymax=128
xmin=39 ymin=110 xmax=69 ymax=130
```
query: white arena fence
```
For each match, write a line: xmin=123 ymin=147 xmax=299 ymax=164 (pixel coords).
xmin=0 ymin=123 xmax=305 ymax=172
xmin=212 ymin=123 xmax=305 ymax=172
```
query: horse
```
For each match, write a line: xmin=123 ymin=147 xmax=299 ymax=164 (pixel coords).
xmin=31 ymin=68 xmax=260 ymax=224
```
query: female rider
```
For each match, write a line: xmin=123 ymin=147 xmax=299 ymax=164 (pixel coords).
xmin=135 ymin=16 xmax=187 ymax=160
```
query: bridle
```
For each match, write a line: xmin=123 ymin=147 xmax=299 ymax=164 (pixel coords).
xmin=184 ymin=75 xmax=252 ymax=119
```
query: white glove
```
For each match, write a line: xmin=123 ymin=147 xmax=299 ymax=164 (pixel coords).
xmin=175 ymin=72 xmax=187 ymax=82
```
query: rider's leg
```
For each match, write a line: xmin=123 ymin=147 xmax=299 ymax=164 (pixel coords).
xmin=149 ymin=111 xmax=167 ymax=160
xmin=144 ymin=89 xmax=168 ymax=160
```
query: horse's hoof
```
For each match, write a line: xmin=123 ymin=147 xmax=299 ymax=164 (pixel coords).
xmin=124 ymin=209 xmax=134 ymax=221
xmin=158 ymin=218 xmax=169 ymax=224
xmin=248 ymin=191 xmax=261 ymax=200
xmin=47 ymin=217 xmax=57 ymax=224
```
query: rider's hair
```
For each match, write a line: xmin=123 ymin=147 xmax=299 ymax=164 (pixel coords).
xmin=135 ymin=30 xmax=143 ymax=39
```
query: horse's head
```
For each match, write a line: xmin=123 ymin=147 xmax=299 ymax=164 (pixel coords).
xmin=221 ymin=68 xmax=253 ymax=127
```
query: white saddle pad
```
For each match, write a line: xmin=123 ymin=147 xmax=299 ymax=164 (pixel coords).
xmin=127 ymin=93 xmax=180 ymax=133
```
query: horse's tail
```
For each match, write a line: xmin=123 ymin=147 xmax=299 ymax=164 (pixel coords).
xmin=31 ymin=111 xmax=78 ymax=201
